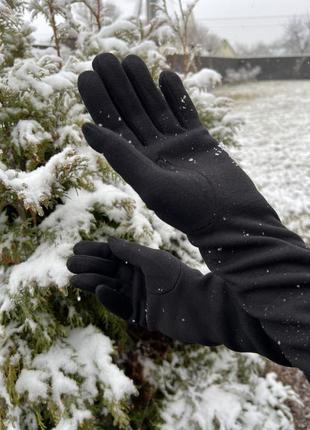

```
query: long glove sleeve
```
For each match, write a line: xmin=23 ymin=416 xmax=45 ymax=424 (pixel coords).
xmin=77 ymin=52 xmax=310 ymax=378
xmin=188 ymin=193 xmax=310 ymax=377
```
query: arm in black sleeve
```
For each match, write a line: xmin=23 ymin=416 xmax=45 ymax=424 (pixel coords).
xmin=77 ymin=52 xmax=310 ymax=378
xmin=188 ymin=190 xmax=310 ymax=377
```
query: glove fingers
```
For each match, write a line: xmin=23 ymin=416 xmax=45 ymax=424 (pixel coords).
xmin=92 ymin=53 xmax=162 ymax=145
xmin=108 ymin=237 xmax=159 ymax=269
xmin=73 ymin=240 xmax=113 ymax=259
xmin=159 ymin=71 xmax=201 ymax=130
xmin=122 ymin=55 xmax=183 ymax=135
xmin=78 ymin=70 xmax=139 ymax=147
xmin=82 ymin=123 xmax=160 ymax=199
xmin=70 ymin=273 xmax=121 ymax=293
xmin=96 ymin=284 xmax=133 ymax=320
xmin=66 ymin=255 xmax=118 ymax=276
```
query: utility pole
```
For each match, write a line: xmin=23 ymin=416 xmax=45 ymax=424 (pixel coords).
xmin=135 ymin=0 xmax=159 ymax=22
xmin=146 ymin=0 xmax=158 ymax=22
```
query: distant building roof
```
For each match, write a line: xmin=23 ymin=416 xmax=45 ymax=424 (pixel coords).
xmin=214 ymin=39 xmax=237 ymax=58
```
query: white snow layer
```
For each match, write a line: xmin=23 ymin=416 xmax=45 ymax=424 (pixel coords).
xmin=15 ymin=325 xmax=137 ymax=405
xmin=184 ymin=68 xmax=222 ymax=91
xmin=11 ymin=119 xmax=52 ymax=149
xmin=0 ymin=146 xmax=84 ymax=215
xmin=10 ymin=325 xmax=136 ymax=429
xmin=5 ymin=56 xmax=75 ymax=98
xmin=222 ymin=80 xmax=310 ymax=244
xmin=141 ymin=346 xmax=299 ymax=430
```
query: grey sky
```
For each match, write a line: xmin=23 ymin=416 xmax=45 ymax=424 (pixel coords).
xmin=194 ymin=0 xmax=310 ymax=45
xmin=32 ymin=0 xmax=310 ymax=46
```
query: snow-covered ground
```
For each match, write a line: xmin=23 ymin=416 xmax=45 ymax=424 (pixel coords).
xmin=217 ymin=80 xmax=310 ymax=244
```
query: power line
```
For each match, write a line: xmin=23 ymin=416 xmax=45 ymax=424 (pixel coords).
xmin=196 ymin=14 xmax=309 ymax=22
xmin=200 ymin=23 xmax=289 ymax=29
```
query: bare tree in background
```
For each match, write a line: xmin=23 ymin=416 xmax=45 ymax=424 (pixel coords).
xmin=232 ymin=16 xmax=310 ymax=58
xmin=74 ymin=0 xmax=120 ymax=31
xmin=282 ymin=16 xmax=310 ymax=54
xmin=157 ymin=0 xmax=200 ymax=73
xmin=0 ymin=0 xmax=33 ymax=65
xmin=188 ymin=21 xmax=222 ymax=55
xmin=30 ymin=0 xmax=73 ymax=56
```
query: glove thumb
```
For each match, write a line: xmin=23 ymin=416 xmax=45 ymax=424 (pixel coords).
xmin=82 ymin=123 xmax=157 ymax=197
xmin=108 ymin=236 xmax=152 ymax=267
xmin=108 ymin=237 xmax=181 ymax=295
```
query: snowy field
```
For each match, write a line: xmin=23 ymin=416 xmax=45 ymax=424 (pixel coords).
xmin=216 ymin=80 xmax=310 ymax=245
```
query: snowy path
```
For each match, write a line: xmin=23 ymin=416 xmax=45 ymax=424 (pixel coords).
xmin=217 ymin=81 xmax=310 ymax=244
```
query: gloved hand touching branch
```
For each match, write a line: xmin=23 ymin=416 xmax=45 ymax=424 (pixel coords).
xmin=75 ymin=52 xmax=310 ymax=380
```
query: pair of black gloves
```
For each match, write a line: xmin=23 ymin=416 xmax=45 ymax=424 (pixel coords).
xmin=67 ymin=53 xmax=310 ymax=381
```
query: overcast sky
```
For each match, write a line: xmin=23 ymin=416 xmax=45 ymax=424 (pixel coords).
xmin=32 ymin=0 xmax=310 ymax=46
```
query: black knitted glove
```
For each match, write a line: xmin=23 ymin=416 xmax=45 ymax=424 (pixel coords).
xmin=67 ymin=238 xmax=286 ymax=362
xmin=78 ymin=53 xmax=310 ymax=380
xmin=78 ymin=53 xmax=291 ymax=241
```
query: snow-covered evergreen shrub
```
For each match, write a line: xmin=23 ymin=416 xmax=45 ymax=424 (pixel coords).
xmin=141 ymin=344 xmax=299 ymax=430
xmin=182 ymin=69 xmax=239 ymax=145
xmin=0 ymin=0 xmax=33 ymax=68
xmin=0 ymin=3 xmax=300 ymax=429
